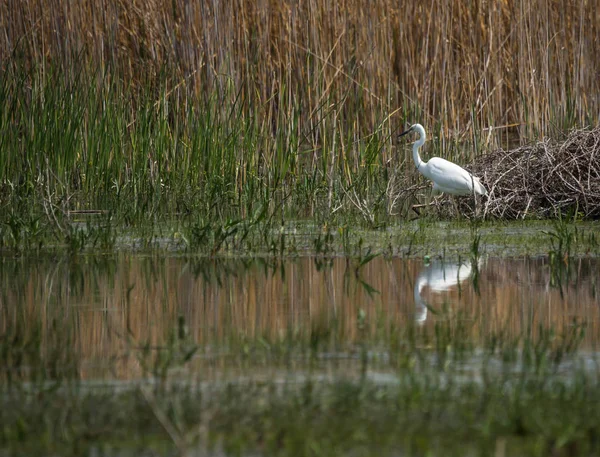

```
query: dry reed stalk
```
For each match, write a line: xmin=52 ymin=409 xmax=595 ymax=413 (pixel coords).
xmin=469 ymin=127 xmax=600 ymax=219
xmin=1 ymin=0 xmax=598 ymax=140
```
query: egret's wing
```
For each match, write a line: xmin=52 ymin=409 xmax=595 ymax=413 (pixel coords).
xmin=425 ymin=157 xmax=483 ymax=194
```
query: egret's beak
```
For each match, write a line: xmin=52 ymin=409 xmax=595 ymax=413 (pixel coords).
xmin=398 ymin=126 xmax=414 ymax=138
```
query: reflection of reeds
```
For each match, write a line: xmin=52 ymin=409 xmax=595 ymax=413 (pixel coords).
xmin=1 ymin=255 xmax=599 ymax=381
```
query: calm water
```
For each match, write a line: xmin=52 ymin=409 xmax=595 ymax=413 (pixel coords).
xmin=1 ymin=253 xmax=598 ymax=381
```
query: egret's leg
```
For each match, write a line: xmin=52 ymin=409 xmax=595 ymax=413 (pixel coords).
xmin=411 ymin=198 xmax=440 ymax=216
xmin=427 ymin=185 xmax=441 ymax=216
xmin=410 ymin=193 xmax=423 ymax=215
xmin=472 ymin=193 xmax=480 ymax=218
xmin=475 ymin=197 xmax=479 ymax=218
xmin=411 ymin=184 xmax=433 ymax=216
xmin=451 ymin=196 xmax=461 ymax=218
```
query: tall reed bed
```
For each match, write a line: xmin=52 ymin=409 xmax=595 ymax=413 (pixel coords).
xmin=0 ymin=65 xmax=400 ymax=248
xmin=2 ymin=0 xmax=597 ymax=135
xmin=0 ymin=1 xmax=598 ymax=244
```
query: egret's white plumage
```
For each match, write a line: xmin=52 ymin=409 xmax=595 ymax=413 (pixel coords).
xmin=399 ymin=124 xmax=487 ymax=196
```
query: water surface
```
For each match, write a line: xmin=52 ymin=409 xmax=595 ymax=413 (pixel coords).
xmin=1 ymin=253 xmax=598 ymax=382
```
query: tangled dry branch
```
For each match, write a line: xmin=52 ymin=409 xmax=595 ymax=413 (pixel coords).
xmin=468 ymin=127 xmax=600 ymax=219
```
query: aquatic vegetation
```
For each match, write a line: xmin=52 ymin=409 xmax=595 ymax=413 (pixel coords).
xmin=2 ymin=3 xmax=600 ymax=455
xmin=1 ymin=1 xmax=599 ymax=253
xmin=2 ymin=324 xmax=599 ymax=456
xmin=1 ymin=252 xmax=599 ymax=455
xmin=543 ymin=214 xmax=579 ymax=295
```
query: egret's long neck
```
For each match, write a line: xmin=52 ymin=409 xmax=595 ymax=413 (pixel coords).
xmin=414 ymin=275 xmax=427 ymax=300
xmin=411 ymin=125 xmax=427 ymax=171
xmin=414 ymin=274 xmax=428 ymax=324
xmin=412 ymin=141 xmax=424 ymax=170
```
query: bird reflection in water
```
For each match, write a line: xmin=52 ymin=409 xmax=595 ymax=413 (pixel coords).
xmin=413 ymin=259 xmax=479 ymax=324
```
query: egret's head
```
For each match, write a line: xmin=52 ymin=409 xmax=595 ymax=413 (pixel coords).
xmin=398 ymin=123 xmax=426 ymax=143
xmin=398 ymin=125 xmax=414 ymax=138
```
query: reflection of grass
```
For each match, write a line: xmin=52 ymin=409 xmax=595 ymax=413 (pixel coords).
xmin=0 ymin=301 xmax=81 ymax=385
xmin=2 ymin=247 xmax=600 ymax=454
xmin=543 ymin=215 xmax=579 ymax=295
xmin=2 ymin=289 xmax=598 ymax=456
xmin=2 ymin=323 xmax=599 ymax=457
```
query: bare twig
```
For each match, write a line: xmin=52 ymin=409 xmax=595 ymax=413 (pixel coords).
xmin=469 ymin=127 xmax=600 ymax=219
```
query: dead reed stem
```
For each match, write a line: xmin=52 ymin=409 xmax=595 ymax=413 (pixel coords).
xmin=1 ymin=0 xmax=598 ymax=137
xmin=471 ymin=127 xmax=600 ymax=219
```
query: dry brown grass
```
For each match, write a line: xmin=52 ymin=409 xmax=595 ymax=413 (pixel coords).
xmin=1 ymin=0 xmax=598 ymax=140
xmin=472 ymin=126 xmax=600 ymax=219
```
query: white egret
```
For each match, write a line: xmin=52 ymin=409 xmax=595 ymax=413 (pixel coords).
xmin=399 ymin=124 xmax=487 ymax=197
